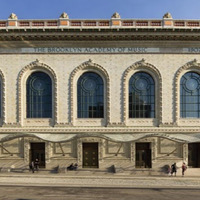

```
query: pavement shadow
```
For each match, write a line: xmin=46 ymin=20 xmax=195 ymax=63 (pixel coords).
xmin=15 ymin=199 xmax=33 ymax=200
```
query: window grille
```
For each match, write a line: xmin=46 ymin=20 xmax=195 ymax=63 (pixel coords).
xmin=180 ymin=72 xmax=200 ymax=118
xmin=26 ymin=72 xmax=52 ymax=118
xmin=77 ymin=72 xmax=104 ymax=118
xmin=129 ymin=72 xmax=155 ymax=118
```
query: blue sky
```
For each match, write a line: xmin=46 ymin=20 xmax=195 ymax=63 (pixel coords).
xmin=0 ymin=0 xmax=199 ymax=20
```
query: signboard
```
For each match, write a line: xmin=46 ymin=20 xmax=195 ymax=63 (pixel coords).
xmin=0 ymin=47 xmax=199 ymax=54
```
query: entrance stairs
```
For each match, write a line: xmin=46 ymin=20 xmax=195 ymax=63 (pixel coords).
xmin=1 ymin=159 xmax=200 ymax=177
xmin=0 ymin=159 xmax=29 ymax=172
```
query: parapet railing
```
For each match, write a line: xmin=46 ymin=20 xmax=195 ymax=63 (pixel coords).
xmin=1 ymin=18 xmax=200 ymax=30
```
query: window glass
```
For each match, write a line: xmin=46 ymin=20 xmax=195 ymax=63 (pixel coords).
xmin=129 ymin=72 xmax=155 ymax=118
xmin=180 ymin=72 xmax=200 ymax=118
xmin=26 ymin=72 xmax=52 ymax=118
xmin=77 ymin=72 xmax=104 ymax=118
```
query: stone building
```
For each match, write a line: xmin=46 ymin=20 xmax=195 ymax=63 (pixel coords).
xmin=0 ymin=12 xmax=200 ymax=174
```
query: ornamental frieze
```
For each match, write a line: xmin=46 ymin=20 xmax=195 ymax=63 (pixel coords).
xmin=0 ymin=128 xmax=199 ymax=133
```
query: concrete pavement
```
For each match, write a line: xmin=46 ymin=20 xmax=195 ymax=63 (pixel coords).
xmin=0 ymin=171 xmax=200 ymax=188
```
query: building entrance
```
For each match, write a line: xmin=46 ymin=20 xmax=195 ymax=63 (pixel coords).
xmin=136 ymin=143 xmax=151 ymax=168
xmin=30 ymin=142 xmax=46 ymax=168
xmin=188 ymin=143 xmax=200 ymax=168
xmin=82 ymin=143 xmax=98 ymax=168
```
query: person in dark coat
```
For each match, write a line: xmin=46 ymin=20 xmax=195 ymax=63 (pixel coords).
xmin=171 ymin=163 xmax=177 ymax=176
xmin=34 ymin=159 xmax=39 ymax=171
xmin=67 ymin=163 xmax=74 ymax=170
xmin=30 ymin=161 xmax=35 ymax=173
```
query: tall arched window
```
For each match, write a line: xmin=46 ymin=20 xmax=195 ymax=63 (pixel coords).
xmin=180 ymin=72 xmax=200 ymax=118
xmin=129 ymin=72 xmax=155 ymax=118
xmin=26 ymin=72 xmax=52 ymax=118
xmin=77 ymin=72 xmax=104 ymax=118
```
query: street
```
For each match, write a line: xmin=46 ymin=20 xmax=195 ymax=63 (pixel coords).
xmin=0 ymin=186 xmax=200 ymax=200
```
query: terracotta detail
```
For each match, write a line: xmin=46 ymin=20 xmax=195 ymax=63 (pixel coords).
xmin=112 ymin=21 xmax=120 ymax=26
xmin=70 ymin=59 xmax=110 ymax=126
xmin=174 ymin=59 xmax=200 ymax=123
xmin=164 ymin=21 xmax=172 ymax=26
xmin=123 ymin=59 xmax=162 ymax=125
xmin=18 ymin=60 xmax=58 ymax=126
xmin=8 ymin=21 xmax=16 ymax=26
xmin=60 ymin=21 xmax=68 ymax=26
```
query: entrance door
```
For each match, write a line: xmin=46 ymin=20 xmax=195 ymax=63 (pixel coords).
xmin=188 ymin=143 xmax=200 ymax=168
xmin=83 ymin=143 xmax=98 ymax=168
xmin=30 ymin=143 xmax=46 ymax=168
xmin=136 ymin=143 xmax=151 ymax=168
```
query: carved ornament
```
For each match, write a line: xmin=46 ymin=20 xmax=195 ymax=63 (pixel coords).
xmin=174 ymin=59 xmax=200 ymax=123
xmin=8 ymin=13 xmax=18 ymax=20
xmin=59 ymin=12 xmax=69 ymax=19
xmin=18 ymin=60 xmax=58 ymax=126
xmin=0 ymin=70 xmax=5 ymax=125
xmin=70 ymin=59 xmax=110 ymax=125
xmin=111 ymin=12 xmax=121 ymax=19
xmin=163 ymin=12 xmax=172 ymax=19
xmin=122 ymin=59 xmax=162 ymax=125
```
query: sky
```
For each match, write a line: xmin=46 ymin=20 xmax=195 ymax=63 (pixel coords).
xmin=0 ymin=0 xmax=199 ymax=20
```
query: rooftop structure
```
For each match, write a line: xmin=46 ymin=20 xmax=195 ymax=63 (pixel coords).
xmin=1 ymin=12 xmax=200 ymax=30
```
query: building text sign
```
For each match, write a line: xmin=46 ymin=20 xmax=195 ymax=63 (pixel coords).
xmin=0 ymin=47 xmax=200 ymax=54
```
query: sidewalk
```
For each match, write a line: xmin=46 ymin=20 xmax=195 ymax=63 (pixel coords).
xmin=0 ymin=171 xmax=200 ymax=188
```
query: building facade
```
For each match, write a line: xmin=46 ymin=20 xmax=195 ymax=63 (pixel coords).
xmin=0 ymin=12 xmax=200 ymax=174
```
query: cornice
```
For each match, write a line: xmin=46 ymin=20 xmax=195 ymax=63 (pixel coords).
xmin=1 ymin=30 xmax=200 ymax=41
xmin=0 ymin=127 xmax=199 ymax=133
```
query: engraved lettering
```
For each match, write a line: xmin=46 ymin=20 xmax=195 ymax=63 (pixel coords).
xmin=188 ymin=48 xmax=200 ymax=53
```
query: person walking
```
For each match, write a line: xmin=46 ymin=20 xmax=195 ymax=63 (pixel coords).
xmin=30 ymin=161 xmax=35 ymax=173
xmin=34 ymin=159 xmax=39 ymax=172
xmin=171 ymin=163 xmax=177 ymax=176
xmin=182 ymin=162 xmax=187 ymax=176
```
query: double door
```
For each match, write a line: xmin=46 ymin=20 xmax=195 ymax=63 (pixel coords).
xmin=136 ymin=143 xmax=151 ymax=168
xmin=83 ymin=143 xmax=99 ymax=168
xmin=30 ymin=143 xmax=46 ymax=168
xmin=188 ymin=143 xmax=200 ymax=168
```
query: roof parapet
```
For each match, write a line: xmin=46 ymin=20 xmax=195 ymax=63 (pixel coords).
xmin=0 ymin=12 xmax=199 ymax=30
xmin=59 ymin=12 xmax=69 ymax=26
xmin=111 ymin=12 xmax=121 ymax=26
xmin=163 ymin=12 xmax=173 ymax=27
xmin=7 ymin=13 xmax=18 ymax=27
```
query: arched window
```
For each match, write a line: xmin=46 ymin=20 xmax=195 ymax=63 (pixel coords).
xmin=77 ymin=72 xmax=104 ymax=118
xmin=180 ymin=72 xmax=200 ymax=118
xmin=26 ymin=72 xmax=52 ymax=118
xmin=129 ymin=72 xmax=155 ymax=118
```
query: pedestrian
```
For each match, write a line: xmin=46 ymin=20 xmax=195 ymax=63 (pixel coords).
xmin=34 ymin=159 xmax=39 ymax=171
xmin=73 ymin=163 xmax=78 ymax=170
xmin=67 ymin=163 xmax=74 ymax=170
xmin=30 ymin=160 xmax=35 ymax=173
xmin=171 ymin=163 xmax=177 ymax=176
xmin=182 ymin=162 xmax=187 ymax=176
